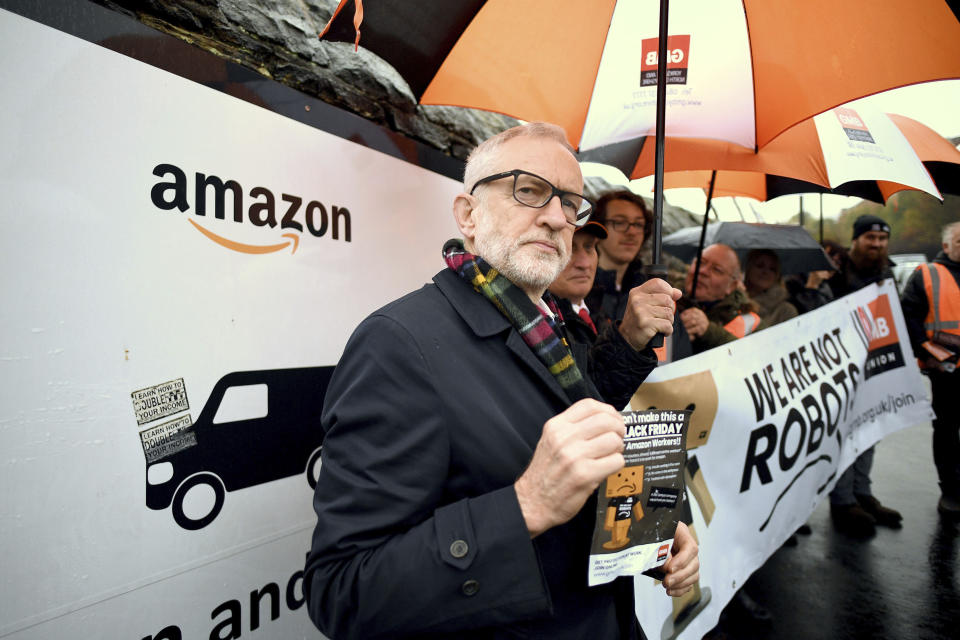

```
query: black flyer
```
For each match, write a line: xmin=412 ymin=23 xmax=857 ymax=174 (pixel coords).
xmin=588 ymin=409 xmax=690 ymax=586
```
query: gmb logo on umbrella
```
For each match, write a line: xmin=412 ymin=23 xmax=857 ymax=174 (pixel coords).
xmin=835 ymin=107 xmax=876 ymax=144
xmin=640 ymin=35 xmax=690 ymax=87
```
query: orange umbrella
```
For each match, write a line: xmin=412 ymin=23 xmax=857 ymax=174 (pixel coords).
xmin=321 ymin=1 xmax=960 ymax=151
xmin=624 ymin=109 xmax=959 ymax=203
xmin=320 ymin=0 xmax=960 ymax=266
xmin=885 ymin=114 xmax=960 ymax=200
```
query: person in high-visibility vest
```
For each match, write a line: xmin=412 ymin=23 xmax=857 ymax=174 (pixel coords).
xmin=901 ymin=220 xmax=960 ymax=518
xmin=678 ymin=243 xmax=760 ymax=354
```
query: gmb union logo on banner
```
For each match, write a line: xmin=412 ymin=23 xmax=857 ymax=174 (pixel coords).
xmin=834 ymin=107 xmax=876 ymax=144
xmin=640 ymin=35 xmax=691 ymax=87
xmin=850 ymin=293 xmax=904 ymax=380
xmin=149 ymin=162 xmax=352 ymax=255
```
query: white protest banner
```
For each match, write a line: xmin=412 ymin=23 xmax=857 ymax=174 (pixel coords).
xmin=630 ymin=280 xmax=934 ymax=640
xmin=0 ymin=7 xmax=460 ymax=639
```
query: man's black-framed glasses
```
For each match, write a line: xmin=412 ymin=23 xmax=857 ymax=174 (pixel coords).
xmin=606 ymin=219 xmax=646 ymax=233
xmin=694 ymin=257 xmax=736 ymax=280
xmin=469 ymin=169 xmax=594 ymax=227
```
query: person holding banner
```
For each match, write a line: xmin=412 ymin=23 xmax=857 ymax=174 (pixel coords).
xmin=900 ymin=220 xmax=960 ymax=517
xmin=679 ymin=244 xmax=760 ymax=353
xmin=827 ymin=214 xmax=903 ymax=535
xmin=785 ymin=240 xmax=842 ymax=314
xmin=744 ymin=249 xmax=798 ymax=327
xmin=548 ymin=220 xmax=671 ymax=408
xmin=826 ymin=215 xmax=895 ymax=298
xmin=587 ymin=190 xmax=652 ymax=321
xmin=304 ymin=122 xmax=699 ymax=640
xmin=677 ymin=243 xmax=776 ymax=631
xmin=585 ymin=190 xmax=693 ymax=364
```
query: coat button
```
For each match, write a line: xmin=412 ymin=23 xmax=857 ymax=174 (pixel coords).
xmin=449 ymin=540 xmax=469 ymax=558
xmin=461 ymin=579 xmax=480 ymax=596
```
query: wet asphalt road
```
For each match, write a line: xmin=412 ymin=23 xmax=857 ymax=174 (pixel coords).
xmin=717 ymin=419 xmax=959 ymax=640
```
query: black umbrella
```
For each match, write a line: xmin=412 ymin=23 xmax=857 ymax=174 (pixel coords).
xmin=662 ymin=222 xmax=834 ymax=275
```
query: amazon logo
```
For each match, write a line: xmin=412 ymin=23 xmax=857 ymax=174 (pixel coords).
xmin=150 ymin=163 xmax=351 ymax=255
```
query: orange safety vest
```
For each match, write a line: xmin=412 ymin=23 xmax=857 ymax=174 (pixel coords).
xmin=723 ymin=311 xmax=761 ymax=339
xmin=653 ymin=340 xmax=671 ymax=364
xmin=918 ymin=262 xmax=960 ymax=367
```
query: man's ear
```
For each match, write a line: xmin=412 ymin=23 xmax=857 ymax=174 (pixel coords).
xmin=453 ymin=193 xmax=479 ymax=244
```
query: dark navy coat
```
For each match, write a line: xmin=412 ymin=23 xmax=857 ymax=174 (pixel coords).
xmin=305 ymin=268 xmax=643 ymax=639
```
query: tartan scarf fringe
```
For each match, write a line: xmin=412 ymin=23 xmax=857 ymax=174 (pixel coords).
xmin=442 ymin=239 xmax=590 ymax=402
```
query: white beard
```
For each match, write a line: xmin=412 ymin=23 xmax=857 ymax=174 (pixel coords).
xmin=473 ymin=210 xmax=570 ymax=293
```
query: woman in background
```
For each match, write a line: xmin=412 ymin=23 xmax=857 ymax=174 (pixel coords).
xmin=744 ymin=249 xmax=798 ymax=328
xmin=785 ymin=240 xmax=841 ymax=313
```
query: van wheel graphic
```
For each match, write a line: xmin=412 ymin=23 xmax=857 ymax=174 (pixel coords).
xmin=307 ymin=446 xmax=323 ymax=489
xmin=172 ymin=473 xmax=225 ymax=530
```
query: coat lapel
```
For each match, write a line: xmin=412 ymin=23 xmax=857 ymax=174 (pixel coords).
xmin=434 ymin=269 xmax=573 ymax=406
xmin=505 ymin=331 xmax=572 ymax=405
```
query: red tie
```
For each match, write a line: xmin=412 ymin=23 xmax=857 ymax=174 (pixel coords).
xmin=578 ymin=307 xmax=597 ymax=334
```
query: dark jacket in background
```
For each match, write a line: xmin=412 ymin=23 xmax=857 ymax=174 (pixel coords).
xmin=554 ymin=296 xmax=658 ymax=410
xmin=826 ymin=256 xmax=894 ymax=298
xmin=750 ymin=283 xmax=798 ymax=328
xmin=586 ymin=262 xmax=694 ymax=363
xmin=784 ymin=275 xmax=834 ymax=314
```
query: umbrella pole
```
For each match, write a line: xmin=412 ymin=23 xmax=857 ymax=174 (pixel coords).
xmin=819 ymin=193 xmax=824 ymax=244
xmin=690 ymin=169 xmax=716 ymax=301
xmin=650 ymin=0 xmax=670 ymax=268
xmin=644 ymin=0 xmax=670 ymax=348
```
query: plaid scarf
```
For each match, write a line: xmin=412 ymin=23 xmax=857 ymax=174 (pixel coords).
xmin=442 ymin=239 xmax=591 ymax=402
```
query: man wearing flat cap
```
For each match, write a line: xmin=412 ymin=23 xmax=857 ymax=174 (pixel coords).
xmin=549 ymin=220 xmax=610 ymax=345
xmin=548 ymin=220 xmax=662 ymax=408
xmin=826 ymin=213 xmax=903 ymax=536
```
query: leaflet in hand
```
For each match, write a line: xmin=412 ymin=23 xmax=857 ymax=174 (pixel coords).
xmin=588 ymin=408 xmax=690 ymax=586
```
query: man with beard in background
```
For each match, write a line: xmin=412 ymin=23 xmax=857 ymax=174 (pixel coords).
xmin=826 ymin=214 xmax=903 ymax=536
xmin=827 ymin=214 xmax=895 ymax=298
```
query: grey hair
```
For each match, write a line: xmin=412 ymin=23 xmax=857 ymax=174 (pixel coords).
xmin=462 ymin=122 xmax=576 ymax=194
xmin=943 ymin=221 xmax=960 ymax=244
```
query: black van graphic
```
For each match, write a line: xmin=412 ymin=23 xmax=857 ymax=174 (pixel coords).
xmin=144 ymin=366 xmax=335 ymax=530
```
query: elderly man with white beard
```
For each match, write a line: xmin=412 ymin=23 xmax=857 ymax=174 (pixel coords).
xmin=304 ymin=122 xmax=699 ymax=640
